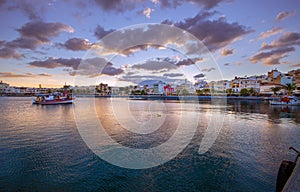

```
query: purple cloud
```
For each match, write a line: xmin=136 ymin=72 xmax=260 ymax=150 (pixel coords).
xmin=94 ymin=25 xmax=115 ymax=39
xmin=0 ymin=72 xmax=51 ymax=78
xmin=62 ymin=38 xmax=92 ymax=51
xmin=193 ymin=73 xmax=205 ymax=78
xmin=163 ymin=73 xmax=184 ymax=77
xmin=276 ymin=11 xmax=295 ymax=21
xmin=6 ymin=37 xmax=43 ymax=50
xmin=164 ymin=12 xmax=253 ymax=51
xmin=0 ymin=47 xmax=24 ymax=59
xmin=261 ymin=32 xmax=300 ymax=50
xmin=92 ymin=0 xmax=229 ymax=13
xmin=29 ymin=57 xmax=81 ymax=69
xmin=28 ymin=57 xmax=123 ymax=77
xmin=17 ymin=21 xmax=74 ymax=42
xmin=250 ymin=47 xmax=295 ymax=65
xmin=202 ymin=67 xmax=216 ymax=72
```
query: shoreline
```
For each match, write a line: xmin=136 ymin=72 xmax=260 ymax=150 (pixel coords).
xmin=0 ymin=94 xmax=283 ymax=101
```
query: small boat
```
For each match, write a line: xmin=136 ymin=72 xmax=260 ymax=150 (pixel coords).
xmin=32 ymin=85 xmax=75 ymax=105
xmin=269 ymin=96 xmax=300 ymax=106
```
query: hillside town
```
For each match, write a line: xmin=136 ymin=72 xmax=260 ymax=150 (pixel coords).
xmin=1 ymin=68 xmax=300 ymax=97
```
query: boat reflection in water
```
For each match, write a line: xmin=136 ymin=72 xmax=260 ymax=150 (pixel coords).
xmin=225 ymin=100 xmax=300 ymax=124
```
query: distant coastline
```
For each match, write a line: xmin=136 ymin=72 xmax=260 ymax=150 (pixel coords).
xmin=0 ymin=93 xmax=283 ymax=101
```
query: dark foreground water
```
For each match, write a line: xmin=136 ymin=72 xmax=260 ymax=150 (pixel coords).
xmin=0 ymin=97 xmax=300 ymax=192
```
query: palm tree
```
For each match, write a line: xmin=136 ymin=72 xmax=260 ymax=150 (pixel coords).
xmin=270 ymin=87 xmax=281 ymax=96
xmin=226 ymin=88 xmax=233 ymax=96
xmin=284 ymin=83 xmax=295 ymax=96
xmin=249 ymin=88 xmax=255 ymax=96
xmin=203 ymin=88 xmax=210 ymax=96
xmin=240 ymin=88 xmax=248 ymax=96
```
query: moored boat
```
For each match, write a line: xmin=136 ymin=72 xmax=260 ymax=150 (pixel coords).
xmin=32 ymin=85 xmax=75 ymax=105
xmin=269 ymin=96 xmax=300 ymax=106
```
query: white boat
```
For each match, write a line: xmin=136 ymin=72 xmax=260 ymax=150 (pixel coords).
xmin=269 ymin=96 xmax=300 ymax=106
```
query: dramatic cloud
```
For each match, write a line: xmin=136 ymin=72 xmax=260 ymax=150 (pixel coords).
xmin=261 ymin=32 xmax=300 ymax=50
xmin=276 ymin=11 xmax=295 ymax=21
xmin=163 ymin=73 xmax=184 ymax=77
xmin=92 ymin=0 xmax=229 ymax=13
xmin=250 ymin=47 xmax=295 ymax=65
xmin=221 ymin=48 xmax=234 ymax=56
xmin=176 ymin=59 xmax=194 ymax=66
xmin=164 ymin=12 xmax=253 ymax=51
xmin=8 ymin=1 xmax=41 ymax=20
xmin=94 ymin=25 xmax=115 ymax=39
xmin=193 ymin=73 xmax=205 ymax=78
xmin=28 ymin=57 xmax=123 ymax=77
xmin=258 ymin=27 xmax=283 ymax=40
xmin=0 ymin=72 xmax=51 ymax=78
xmin=62 ymin=38 xmax=92 ymax=51
xmin=6 ymin=37 xmax=43 ymax=50
xmin=3 ymin=21 xmax=74 ymax=51
xmin=202 ymin=67 xmax=216 ymax=72
xmin=29 ymin=57 xmax=81 ymax=69
xmin=0 ymin=47 xmax=24 ymax=59
xmin=132 ymin=60 xmax=177 ymax=71
xmin=17 ymin=21 xmax=74 ymax=42
xmin=93 ymin=0 xmax=137 ymax=12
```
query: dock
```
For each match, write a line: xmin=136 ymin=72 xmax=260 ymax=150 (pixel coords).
xmin=283 ymin=158 xmax=300 ymax=191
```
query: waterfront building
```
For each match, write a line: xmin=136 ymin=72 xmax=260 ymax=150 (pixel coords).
xmin=164 ymin=84 xmax=175 ymax=96
xmin=267 ymin=68 xmax=281 ymax=83
xmin=280 ymin=75 xmax=293 ymax=86
xmin=230 ymin=76 xmax=260 ymax=93
xmin=259 ymin=83 xmax=283 ymax=95
xmin=96 ymin=83 xmax=111 ymax=96
xmin=175 ymin=79 xmax=195 ymax=95
xmin=73 ymin=85 xmax=96 ymax=95
xmin=208 ymin=80 xmax=230 ymax=93
xmin=289 ymin=69 xmax=300 ymax=95
xmin=138 ymin=80 xmax=166 ymax=95
xmin=194 ymin=79 xmax=207 ymax=90
xmin=0 ymin=81 xmax=9 ymax=94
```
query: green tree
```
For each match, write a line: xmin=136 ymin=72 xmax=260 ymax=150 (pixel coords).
xmin=182 ymin=89 xmax=189 ymax=95
xmin=249 ymin=88 xmax=255 ymax=96
xmin=270 ymin=87 xmax=281 ymax=96
xmin=226 ymin=88 xmax=233 ymax=96
xmin=284 ymin=83 xmax=295 ymax=96
xmin=196 ymin=89 xmax=202 ymax=95
xmin=203 ymin=88 xmax=210 ymax=96
xmin=240 ymin=88 xmax=248 ymax=96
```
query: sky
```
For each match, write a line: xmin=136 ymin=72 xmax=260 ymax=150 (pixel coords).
xmin=0 ymin=0 xmax=300 ymax=88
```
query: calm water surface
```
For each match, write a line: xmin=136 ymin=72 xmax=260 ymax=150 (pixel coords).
xmin=0 ymin=97 xmax=300 ymax=191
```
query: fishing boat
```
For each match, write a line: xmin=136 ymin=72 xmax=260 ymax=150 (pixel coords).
xmin=269 ymin=96 xmax=300 ymax=106
xmin=32 ymin=85 xmax=75 ymax=105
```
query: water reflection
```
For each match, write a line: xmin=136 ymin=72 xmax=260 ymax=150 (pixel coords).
xmin=226 ymin=101 xmax=300 ymax=124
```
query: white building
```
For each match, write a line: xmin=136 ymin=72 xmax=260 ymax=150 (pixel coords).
xmin=0 ymin=81 xmax=9 ymax=94
xmin=230 ymin=76 xmax=260 ymax=93
xmin=259 ymin=83 xmax=283 ymax=95
xmin=280 ymin=75 xmax=293 ymax=86
xmin=138 ymin=80 xmax=166 ymax=95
